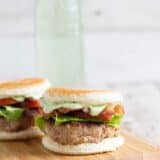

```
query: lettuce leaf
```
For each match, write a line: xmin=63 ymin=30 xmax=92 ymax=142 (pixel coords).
xmin=36 ymin=115 xmax=123 ymax=129
xmin=0 ymin=106 xmax=24 ymax=121
xmin=54 ymin=116 xmax=102 ymax=125
xmin=54 ymin=115 xmax=123 ymax=127
xmin=107 ymin=115 xmax=123 ymax=127
xmin=35 ymin=116 xmax=46 ymax=130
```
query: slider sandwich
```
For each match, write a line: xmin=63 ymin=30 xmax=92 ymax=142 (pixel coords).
xmin=37 ymin=88 xmax=125 ymax=155
xmin=0 ymin=78 xmax=50 ymax=140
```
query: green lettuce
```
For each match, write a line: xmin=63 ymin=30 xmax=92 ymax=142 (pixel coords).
xmin=54 ymin=116 xmax=102 ymax=125
xmin=0 ymin=106 xmax=24 ymax=121
xmin=36 ymin=114 xmax=123 ymax=129
xmin=35 ymin=116 xmax=46 ymax=130
xmin=107 ymin=115 xmax=123 ymax=127
xmin=54 ymin=115 xmax=123 ymax=127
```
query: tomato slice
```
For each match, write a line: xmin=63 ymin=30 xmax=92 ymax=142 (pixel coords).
xmin=114 ymin=104 xmax=124 ymax=114
xmin=98 ymin=105 xmax=124 ymax=120
xmin=0 ymin=98 xmax=17 ymax=106
xmin=23 ymin=98 xmax=40 ymax=109
xmin=0 ymin=97 xmax=40 ymax=110
xmin=97 ymin=109 xmax=114 ymax=121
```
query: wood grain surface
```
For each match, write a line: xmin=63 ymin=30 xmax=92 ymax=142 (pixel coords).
xmin=0 ymin=131 xmax=160 ymax=160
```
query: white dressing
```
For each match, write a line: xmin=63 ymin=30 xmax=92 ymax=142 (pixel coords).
xmin=40 ymin=99 xmax=109 ymax=116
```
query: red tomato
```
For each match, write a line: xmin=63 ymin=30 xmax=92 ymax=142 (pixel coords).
xmin=0 ymin=98 xmax=17 ymax=106
xmin=97 ymin=109 xmax=114 ymax=121
xmin=23 ymin=98 xmax=40 ymax=109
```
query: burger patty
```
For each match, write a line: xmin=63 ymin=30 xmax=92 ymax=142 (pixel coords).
xmin=44 ymin=121 xmax=120 ymax=145
xmin=0 ymin=109 xmax=37 ymax=132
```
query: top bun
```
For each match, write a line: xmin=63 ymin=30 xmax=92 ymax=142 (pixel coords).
xmin=0 ymin=78 xmax=50 ymax=99
xmin=44 ymin=88 xmax=123 ymax=105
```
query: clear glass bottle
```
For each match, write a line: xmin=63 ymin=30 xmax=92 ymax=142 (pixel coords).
xmin=36 ymin=0 xmax=83 ymax=87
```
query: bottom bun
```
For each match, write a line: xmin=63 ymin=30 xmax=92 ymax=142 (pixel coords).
xmin=42 ymin=136 xmax=124 ymax=155
xmin=0 ymin=127 xmax=44 ymax=140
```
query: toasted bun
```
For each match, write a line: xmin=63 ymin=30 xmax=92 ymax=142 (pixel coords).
xmin=0 ymin=127 xmax=44 ymax=140
xmin=0 ymin=78 xmax=50 ymax=99
xmin=44 ymin=88 xmax=123 ymax=105
xmin=42 ymin=136 xmax=124 ymax=155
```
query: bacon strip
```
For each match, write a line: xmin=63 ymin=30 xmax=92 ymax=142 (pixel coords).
xmin=67 ymin=104 xmax=124 ymax=121
xmin=67 ymin=110 xmax=113 ymax=121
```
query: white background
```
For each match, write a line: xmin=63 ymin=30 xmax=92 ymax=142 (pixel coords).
xmin=0 ymin=0 xmax=160 ymax=86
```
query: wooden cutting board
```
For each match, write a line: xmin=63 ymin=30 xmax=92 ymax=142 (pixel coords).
xmin=0 ymin=131 xmax=160 ymax=160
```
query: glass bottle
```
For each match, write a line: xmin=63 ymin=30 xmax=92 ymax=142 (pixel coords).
xmin=36 ymin=0 xmax=83 ymax=87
